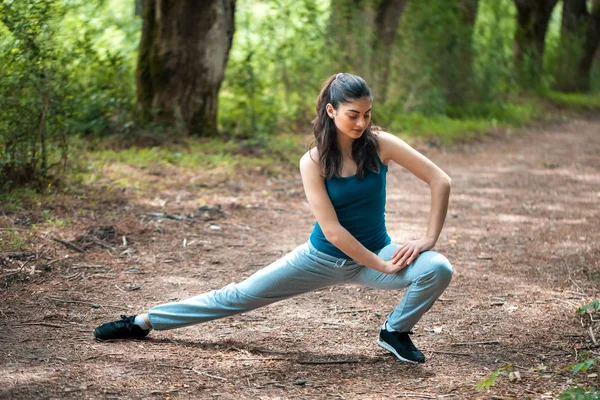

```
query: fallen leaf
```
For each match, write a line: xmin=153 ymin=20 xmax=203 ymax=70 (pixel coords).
xmin=507 ymin=305 xmax=518 ymax=313
xmin=508 ymin=371 xmax=521 ymax=382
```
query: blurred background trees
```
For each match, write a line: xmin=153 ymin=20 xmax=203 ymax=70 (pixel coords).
xmin=1 ymin=0 xmax=599 ymax=190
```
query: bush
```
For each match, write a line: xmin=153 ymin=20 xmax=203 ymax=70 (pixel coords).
xmin=0 ymin=0 xmax=138 ymax=189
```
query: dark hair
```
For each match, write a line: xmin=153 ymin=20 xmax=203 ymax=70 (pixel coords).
xmin=311 ymin=73 xmax=380 ymax=180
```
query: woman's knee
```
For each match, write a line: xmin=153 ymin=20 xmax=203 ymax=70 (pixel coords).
xmin=377 ymin=243 xmax=401 ymax=261
xmin=428 ymin=253 xmax=453 ymax=284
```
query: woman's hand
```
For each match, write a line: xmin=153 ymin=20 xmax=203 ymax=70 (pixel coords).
xmin=380 ymin=260 xmax=409 ymax=275
xmin=390 ymin=238 xmax=435 ymax=270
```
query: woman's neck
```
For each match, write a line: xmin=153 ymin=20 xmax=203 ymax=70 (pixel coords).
xmin=336 ymin=133 xmax=354 ymax=159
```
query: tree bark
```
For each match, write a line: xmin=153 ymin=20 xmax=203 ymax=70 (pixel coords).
xmin=445 ymin=0 xmax=480 ymax=106
xmin=577 ymin=0 xmax=600 ymax=91
xmin=371 ymin=0 xmax=407 ymax=102
xmin=329 ymin=0 xmax=375 ymax=79
xmin=554 ymin=0 xmax=600 ymax=92
xmin=513 ymin=0 xmax=559 ymax=88
xmin=136 ymin=0 xmax=235 ymax=137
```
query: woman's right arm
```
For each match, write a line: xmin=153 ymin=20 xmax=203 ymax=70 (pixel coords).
xmin=299 ymin=151 xmax=405 ymax=274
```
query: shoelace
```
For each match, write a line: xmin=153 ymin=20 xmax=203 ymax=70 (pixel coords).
xmin=115 ymin=315 xmax=135 ymax=329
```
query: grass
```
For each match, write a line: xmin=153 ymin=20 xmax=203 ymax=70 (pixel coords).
xmin=0 ymin=228 xmax=33 ymax=252
xmin=84 ymin=133 xmax=308 ymax=172
xmin=0 ymin=187 xmax=41 ymax=213
xmin=0 ymin=92 xmax=597 ymax=209
xmin=540 ymin=90 xmax=600 ymax=111
xmin=385 ymin=100 xmax=541 ymax=144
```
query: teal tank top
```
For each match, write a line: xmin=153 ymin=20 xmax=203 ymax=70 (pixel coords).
xmin=309 ymin=156 xmax=391 ymax=259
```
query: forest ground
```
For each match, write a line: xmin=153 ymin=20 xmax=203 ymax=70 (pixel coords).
xmin=1 ymin=113 xmax=599 ymax=399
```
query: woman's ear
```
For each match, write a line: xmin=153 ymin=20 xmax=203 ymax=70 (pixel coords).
xmin=325 ymin=103 xmax=336 ymax=119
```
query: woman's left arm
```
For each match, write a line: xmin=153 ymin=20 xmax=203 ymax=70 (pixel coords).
xmin=378 ymin=131 xmax=451 ymax=267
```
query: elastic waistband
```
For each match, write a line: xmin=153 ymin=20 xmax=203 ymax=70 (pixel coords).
xmin=307 ymin=240 xmax=359 ymax=267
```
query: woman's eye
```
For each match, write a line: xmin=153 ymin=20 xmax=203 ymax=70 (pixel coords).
xmin=349 ymin=116 xmax=358 ymax=120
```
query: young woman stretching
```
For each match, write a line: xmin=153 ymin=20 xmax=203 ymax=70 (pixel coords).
xmin=93 ymin=73 xmax=453 ymax=364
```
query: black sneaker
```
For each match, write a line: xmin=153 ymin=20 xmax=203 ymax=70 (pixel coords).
xmin=93 ymin=315 xmax=150 ymax=340
xmin=377 ymin=329 xmax=426 ymax=363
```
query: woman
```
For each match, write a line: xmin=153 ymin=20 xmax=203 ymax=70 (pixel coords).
xmin=94 ymin=73 xmax=453 ymax=364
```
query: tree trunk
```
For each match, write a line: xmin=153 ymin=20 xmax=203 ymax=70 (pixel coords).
xmin=445 ymin=0 xmax=480 ymax=106
xmin=328 ymin=0 xmax=376 ymax=79
xmin=136 ymin=0 xmax=236 ymax=137
xmin=514 ymin=0 xmax=558 ymax=87
xmin=554 ymin=0 xmax=600 ymax=92
xmin=371 ymin=0 xmax=407 ymax=102
xmin=576 ymin=0 xmax=600 ymax=92
xmin=513 ymin=0 xmax=559 ymax=88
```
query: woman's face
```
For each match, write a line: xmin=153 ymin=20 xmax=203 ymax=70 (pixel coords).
xmin=327 ymin=97 xmax=372 ymax=141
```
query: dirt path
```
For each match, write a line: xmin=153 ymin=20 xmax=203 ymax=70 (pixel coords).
xmin=1 ymin=116 xmax=599 ymax=399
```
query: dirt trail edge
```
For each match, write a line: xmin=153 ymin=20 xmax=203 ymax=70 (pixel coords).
xmin=1 ymin=116 xmax=599 ymax=399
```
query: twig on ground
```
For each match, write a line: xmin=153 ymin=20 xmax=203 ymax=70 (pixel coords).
xmin=85 ymin=353 xmax=124 ymax=361
xmin=20 ymin=322 xmax=66 ymax=328
xmin=396 ymin=392 xmax=437 ymax=399
xmin=90 ymin=239 xmax=116 ymax=252
xmin=115 ymin=285 xmax=127 ymax=293
xmin=335 ymin=309 xmax=370 ymax=314
xmin=589 ymin=326 xmax=598 ymax=346
xmin=547 ymin=298 xmax=579 ymax=308
xmin=156 ymin=363 xmax=190 ymax=369
xmin=451 ymin=340 xmax=500 ymax=346
xmin=51 ymin=236 xmax=85 ymax=253
xmin=569 ymin=279 xmax=585 ymax=295
xmin=430 ymin=350 xmax=471 ymax=356
xmin=47 ymin=296 xmax=128 ymax=310
xmin=298 ymin=359 xmax=360 ymax=365
xmin=191 ymin=369 xmax=228 ymax=381
xmin=437 ymin=298 xmax=454 ymax=302
xmin=71 ymin=264 xmax=108 ymax=269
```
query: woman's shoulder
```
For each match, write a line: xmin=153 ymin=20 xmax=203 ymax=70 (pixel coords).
xmin=299 ymin=147 xmax=320 ymax=173
xmin=374 ymin=129 xmax=397 ymax=145
xmin=374 ymin=130 xmax=395 ymax=163
xmin=374 ymin=130 xmax=414 ymax=165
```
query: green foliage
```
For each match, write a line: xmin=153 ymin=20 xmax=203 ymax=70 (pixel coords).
xmin=557 ymin=302 xmax=600 ymax=400
xmin=558 ymin=387 xmax=600 ymax=400
xmin=219 ymin=0 xmax=330 ymax=138
xmin=541 ymin=91 xmax=600 ymax=110
xmin=566 ymin=358 xmax=597 ymax=375
xmin=576 ymin=300 xmax=600 ymax=315
xmin=473 ymin=0 xmax=517 ymax=100
xmin=0 ymin=228 xmax=33 ymax=252
xmin=474 ymin=366 xmax=509 ymax=391
xmin=2 ymin=0 xmax=600 ymax=192
xmin=0 ymin=0 xmax=138 ymax=189
xmin=379 ymin=101 xmax=539 ymax=144
xmin=84 ymin=133 xmax=306 ymax=179
xmin=0 ymin=187 xmax=39 ymax=213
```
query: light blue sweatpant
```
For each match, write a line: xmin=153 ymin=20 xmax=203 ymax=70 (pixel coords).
xmin=148 ymin=241 xmax=453 ymax=332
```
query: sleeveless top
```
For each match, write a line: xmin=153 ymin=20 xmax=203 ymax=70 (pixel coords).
xmin=309 ymin=156 xmax=391 ymax=259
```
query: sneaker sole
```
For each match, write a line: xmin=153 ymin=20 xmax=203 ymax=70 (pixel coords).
xmin=93 ymin=328 xmax=149 ymax=341
xmin=376 ymin=337 xmax=421 ymax=364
